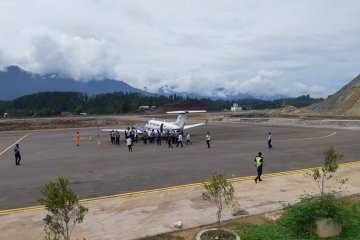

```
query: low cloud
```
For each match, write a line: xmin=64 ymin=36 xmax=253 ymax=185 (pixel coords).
xmin=0 ymin=0 xmax=359 ymax=98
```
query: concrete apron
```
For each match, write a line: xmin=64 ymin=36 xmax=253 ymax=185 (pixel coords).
xmin=1 ymin=165 xmax=360 ymax=240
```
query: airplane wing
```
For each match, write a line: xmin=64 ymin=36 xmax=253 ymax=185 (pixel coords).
xmin=102 ymin=123 xmax=145 ymax=133
xmin=166 ymin=110 xmax=207 ymax=114
xmin=101 ymin=128 xmax=127 ymax=132
xmin=101 ymin=128 xmax=144 ymax=134
xmin=184 ymin=122 xmax=206 ymax=129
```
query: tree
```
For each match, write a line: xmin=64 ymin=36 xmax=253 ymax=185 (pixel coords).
xmin=38 ymin=176 xmax=88 ymax=240
xmin=312 ymin=146 xmax=344 ymax=195
xmin=202 ymin=172 xmax=234 ymax=228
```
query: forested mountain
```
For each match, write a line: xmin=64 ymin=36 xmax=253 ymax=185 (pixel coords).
xmin=0 ymin=66 xmax=152 ymax=100
xmin=0 ymin=91 xmax=322 ymax=117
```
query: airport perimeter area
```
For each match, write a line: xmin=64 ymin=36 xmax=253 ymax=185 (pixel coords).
xmin=1 ymin=117 xmax=360 ymax=239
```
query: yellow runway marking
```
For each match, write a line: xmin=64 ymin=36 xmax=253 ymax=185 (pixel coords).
xmin=0 ymin=133 xmax=32 ymax=156
xmin=1 ymin=159 xmax=360 ymax=216
xmin=214 ymin=131 xmax=336 ymax=143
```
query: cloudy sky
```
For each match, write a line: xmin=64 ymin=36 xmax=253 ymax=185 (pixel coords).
xmin=0 ymin=0 xmax=359 ymax=98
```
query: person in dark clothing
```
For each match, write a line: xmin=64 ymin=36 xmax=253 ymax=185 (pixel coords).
xmin=143 ymin=131 xmax=148 ymax=144
xmin=115 ymin=131 xmax=120 ymax=146
xmin=268 ymin=132 xmax=272 ymax=149
xmin=254 ymin=152 xmax=263 ymax=183
xmin=156 ymin=130 xmax=162 ymax=146
xmin=14 ymin=144 xmax=21 ymax=165
xmin=167 ymin=132 xmax=173 ymax=148
xmin=110 ymin=130 xmax=115 ymax=144
xmin=172 ymin=131 xmax=177 ymax=144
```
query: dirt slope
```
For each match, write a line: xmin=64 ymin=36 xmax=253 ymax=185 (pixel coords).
xmin=308 ymin=74 xmax=360 ymax=116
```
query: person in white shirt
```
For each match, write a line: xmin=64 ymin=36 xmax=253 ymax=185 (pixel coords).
xmin=126 ymin=137 xmax=133 ymax=152
xmin=186 ymin=133 xmax=192 ymax=145
xmin=176 ymin=133 xmax=183 ymax=148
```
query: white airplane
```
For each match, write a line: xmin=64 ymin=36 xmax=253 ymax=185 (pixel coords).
xmin=102 ymin=110 xmax=207 ymax=134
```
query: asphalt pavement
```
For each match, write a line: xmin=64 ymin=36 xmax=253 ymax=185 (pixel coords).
xmin=1 ymin=120 xmax=360 ymax=210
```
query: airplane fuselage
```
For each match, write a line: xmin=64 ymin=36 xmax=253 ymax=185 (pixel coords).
xmin=144 ymin=119 xmax=181 ymax=133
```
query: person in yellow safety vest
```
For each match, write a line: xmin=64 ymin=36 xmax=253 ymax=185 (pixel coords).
xmin=254 ymin=152 xmax=263 ymax=183
xmin=206 ymin=132 xmax=211 ymax=148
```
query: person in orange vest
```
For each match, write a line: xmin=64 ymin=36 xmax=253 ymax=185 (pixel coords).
xmin=75 ymin=132 xmax=80 ymax=146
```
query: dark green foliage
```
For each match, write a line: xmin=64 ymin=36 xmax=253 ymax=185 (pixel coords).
xmin=278 ymin=194 xmax=348 ymax=235
xmin=0 ymin=91 xmax=322 ymax=117
xmin=235 ymin=200 xmax=360 ymax=239
xmin=38 ymin=176 xmax=88 ymax=240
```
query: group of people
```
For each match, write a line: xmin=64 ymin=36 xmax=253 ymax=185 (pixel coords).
xmin=108 ymin=128 xmax=201 ymax=152
xmin=109 ymin=130 xmax=123 ymax=146
xmin=104 ymin=126 xmax=214 ymax=152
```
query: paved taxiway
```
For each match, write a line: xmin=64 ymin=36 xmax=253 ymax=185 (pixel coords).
xmin=0 ymin=121 xmax=359 ymax=210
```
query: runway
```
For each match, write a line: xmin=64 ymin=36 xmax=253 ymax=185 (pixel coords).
xmin=1 ymin=120 xmax=359 ymax=210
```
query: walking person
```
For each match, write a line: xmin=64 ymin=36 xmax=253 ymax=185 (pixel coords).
xmin=176 ymin=133 xmax=183 ymax=148
xmin=156 ymin=130 xmax=162 ymax=146
xmin=75 ymin=132 xmax=80 ymax=146
xmin=110 ymin=130 xmax=116 ymax=145
xmin=14 ymin=143 xmax=21 ymax=165
xmin=126 ymin=137 xmax=133 ymax=152
xmin=254 ymin=152 xmax=263 ymax=183
xmin=167 ymin=131 xmax=173 ymax=148
xmin=186 ymin=133 xmax=192 ymax=145
xmin=206 ymin=132 xmax=211 ymax=148
xmin=115 ymin=131 xmax=120 ymax=146
xmin=268 ymin=132 xmax=272 ymax=149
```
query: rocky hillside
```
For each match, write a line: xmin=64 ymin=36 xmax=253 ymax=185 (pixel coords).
xmin=308 ymin=74 xmax=360 ymax=116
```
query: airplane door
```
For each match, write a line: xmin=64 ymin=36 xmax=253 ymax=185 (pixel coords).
xmin=160 ymin=123 xmax=164 ymax=133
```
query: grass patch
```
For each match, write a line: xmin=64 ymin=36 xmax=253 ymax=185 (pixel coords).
xmin=235 ymin=221 xmax=296 ymax=240
xmin=140 ymin=234 xmax=184 ymax=240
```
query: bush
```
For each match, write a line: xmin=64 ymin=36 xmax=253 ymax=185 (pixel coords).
xmin=278 ymin=194 xmax=350 ymax=235
xmin=202 ymin=172 xmax=234 ymax=228
xmin=38 ymin=176 xmax=88 ymax=240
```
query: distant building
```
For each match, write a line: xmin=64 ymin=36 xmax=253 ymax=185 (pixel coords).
xmin=138 ymin=106 xmax=150 ymax=110
xmin=230 ymin=103 xmax=252 ymax=111
xmin=231 ymin=103 xmax=242 ymax=111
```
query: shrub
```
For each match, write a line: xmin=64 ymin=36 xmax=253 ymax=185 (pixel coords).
xmin=278 ymin=194 xmax=349 ymax=235
xmin=202 ymin=172 xmax=234 ymax=228
xmin=38 ymin=176 xmax=88 ymax=240
xmin=311 ymin=146 xmax=344 ymax=195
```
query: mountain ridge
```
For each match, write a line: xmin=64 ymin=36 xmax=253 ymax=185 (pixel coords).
xmin=0 ymin=65 xmax=290 ymax=101
xmin=0 ymin=66 xmax=152 ymax=100
xmin=308 ymin=74 xmax=360 ymax=115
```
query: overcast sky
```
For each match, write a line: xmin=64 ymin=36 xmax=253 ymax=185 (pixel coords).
xmin=0 ymin=0 xmax=359 ymax=98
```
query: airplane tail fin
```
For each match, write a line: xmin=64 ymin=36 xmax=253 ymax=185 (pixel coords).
xmin=175 ymin=113 xmax=187 ymax=128
xmin=166 ymin=110 xmax=206 ymax=128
